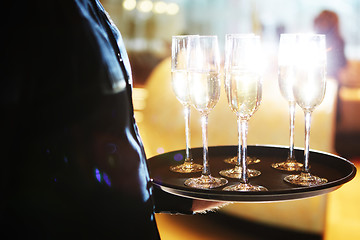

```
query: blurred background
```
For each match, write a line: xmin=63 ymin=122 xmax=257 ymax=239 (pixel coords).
xmin=101 ymin=0 xmax=360 ymax=239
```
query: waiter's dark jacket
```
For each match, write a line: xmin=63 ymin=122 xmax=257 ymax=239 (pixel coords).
xmin=1 ymin=0 xmax=192 ymax=239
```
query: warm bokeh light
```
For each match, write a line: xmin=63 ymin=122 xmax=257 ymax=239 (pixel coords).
xmin=166 ymin=2 xmax=179 ymax=15
xmin=153 ymin=1 xmax=167 ymax=14
xmin=122 ymin=0 xmax=136 ymax=11
xmin=137 ymin=0 xmax=153 ymax=13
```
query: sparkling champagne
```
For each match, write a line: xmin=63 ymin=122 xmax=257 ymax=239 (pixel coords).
xmin=284 ymin=34 xmax=328 ymax=187
xmin=293 ymin=65 xmax=326 ymax=111
xmin=278 ymin=65 xmax=296 ymax=102
xmin=225 ymin=70 xmax=262 ymax=120
xmin=188 ymin=71 xmax=221 ymax=114
xmin=171 ymin=70 xmax=190 ymax=106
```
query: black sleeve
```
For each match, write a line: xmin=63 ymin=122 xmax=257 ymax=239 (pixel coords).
xmin=152 ymin=184 xmax=194 ymax=215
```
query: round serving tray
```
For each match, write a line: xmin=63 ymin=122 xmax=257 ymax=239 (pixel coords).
xmin=147 ymin=145 xmax=357 ymax=202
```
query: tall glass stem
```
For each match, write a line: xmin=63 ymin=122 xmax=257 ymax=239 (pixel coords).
xmin=288 ymin=102 xmax=296 ymax=160
xmin=201 ymin=114 xmax=210 ymax=176
xmin=271 ymin=100 xmax=302 ymax=171
xmin=170 ymin=104 xmax=201 ymax=173
xmin=235 ymin=117 xmax=242 ymax=173
xmin=241 ymin=119 xmax=248 ymax=184
xmin=184 ymin=105 xmax=192 ymax=163
xmin=284 ymin=109 xmax=327 ymax=186
xmin=304 ymin=111 xmax=312 ymax=172
xmin=184 ymin=112 xmax=227 ymax=189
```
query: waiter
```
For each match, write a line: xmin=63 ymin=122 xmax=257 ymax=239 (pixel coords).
xmin=1 ymin=0 xmax=222 ymax=239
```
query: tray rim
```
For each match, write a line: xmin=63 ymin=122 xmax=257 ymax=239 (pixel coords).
xmin=149 ymin=144 xmax=357 ymax=202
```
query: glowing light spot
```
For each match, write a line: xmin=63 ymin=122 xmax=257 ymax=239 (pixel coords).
xmin=95 ymin=168 xmax=101 ymax=182
xmin=123 ymin=0 xmax=136 ymax=11
xmin=103 ymin=173 xmax=112 ymax=187
xmin=174 ymin=153 xmax=183 ymax=162
xmin=157 ymin=147 xmax=165 ymax=154
xmin=137 ymin=0 xmax=153 ymax=13
xmin=166 ymin=3 xmax=179 ymax=15
xmin=153 ymin=1 xmax=167 ymax=14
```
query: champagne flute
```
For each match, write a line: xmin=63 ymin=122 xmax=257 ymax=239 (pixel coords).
xmin=284 ymin=34 xmax=328 ymax=186
xmin=271 ymin=34 xmax=303 ymax=171
xmin=221 ymin=34 xmax=267 ymax=191
xmin=184 ymin=35 xmax=228 ymax=189
xmin=169 ymin=35 xmax=202 ymax=173
xmin=223 ymin=35 xmax=259 ymax=166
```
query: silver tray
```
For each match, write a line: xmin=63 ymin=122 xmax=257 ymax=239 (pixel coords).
xmin=147 ymin=145 xmax=357 ymax=202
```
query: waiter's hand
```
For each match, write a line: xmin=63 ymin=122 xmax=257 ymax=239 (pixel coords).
xmin=192 ymin=200 xmax=230 ymax=213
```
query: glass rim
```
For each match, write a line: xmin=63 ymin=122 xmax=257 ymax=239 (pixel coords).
xmin=225 ymin=34 xmax=261 ymax=42
xmin=195 ymin=35 xmax=218 ymax=39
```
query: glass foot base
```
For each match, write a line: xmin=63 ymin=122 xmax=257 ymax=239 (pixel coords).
xmin=184 ymin=175 xmax=228 ymax=189
xmin=219 ymin=167 xmax=261 ymax=179
xmin=224 ymin=156 xmax=260 ymax=165
xmin=223 ymin=183 xmax=268 ymax=192
xmin=284 ymin=172 xmax=328 ymax=187
xmin=170 ymin=161 xmax=203 ymax=173
xmin=271 ymin=160 xmax=303 ymax=171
